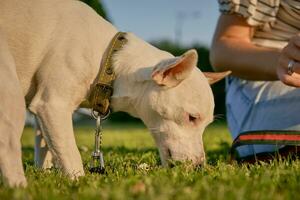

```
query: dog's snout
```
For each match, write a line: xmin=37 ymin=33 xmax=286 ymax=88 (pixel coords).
xmin=190 ymin=158 xmax=205 ymax=169
xmin=195 ymin=155 xmax=206 ymax=167
xmin=164 ymin=147 xmax=206 ymax=167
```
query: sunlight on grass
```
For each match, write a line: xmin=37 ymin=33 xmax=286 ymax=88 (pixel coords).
xmin=0 ymin=122 xmax=299 ymax=200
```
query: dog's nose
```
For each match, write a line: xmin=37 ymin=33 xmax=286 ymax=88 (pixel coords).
xmin=193 ymin=155 xmax=206 ymax=167
xmin=192 ymin=161 xmax=205 ymax=170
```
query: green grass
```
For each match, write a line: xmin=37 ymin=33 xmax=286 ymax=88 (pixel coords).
xmin=1 ymin=122 xmax=300 ymax=200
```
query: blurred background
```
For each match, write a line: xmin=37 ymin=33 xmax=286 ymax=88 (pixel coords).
xmin=26 ymin=0 xmax=224 ymax=125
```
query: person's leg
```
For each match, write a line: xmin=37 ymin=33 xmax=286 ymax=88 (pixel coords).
xmin=226 ymin=77 xmax=300 ymax=158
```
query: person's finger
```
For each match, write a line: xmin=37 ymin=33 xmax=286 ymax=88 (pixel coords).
xmin=291 ymin=34 xmax=300 ymax=48
xmin=279 ymin=71 xmax=300 ymax=87
xmin=277 ymin=61 xmax=300 ymax=87
xmin=282 ymin=43 xmax=300 ymax=62
xmin=279 ymin=55 xmax=300 ymax=74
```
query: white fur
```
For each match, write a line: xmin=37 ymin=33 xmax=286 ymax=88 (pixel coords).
xmin=0 ymin=0 xmax=228 ymax=187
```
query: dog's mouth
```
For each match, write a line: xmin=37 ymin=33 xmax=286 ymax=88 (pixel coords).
xmin=163 ymin=147 xmax=205 ymax=168
xmin=159 ymin=147 xmax=172 ymax=166
xmin=167 ymin=148 xmax=172 ymax=158
xmin=165 ymin=148 xmax=176 ymax=168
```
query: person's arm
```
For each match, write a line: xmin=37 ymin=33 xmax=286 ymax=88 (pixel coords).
xmin=210 ymin=14 xmax=281 ymax=80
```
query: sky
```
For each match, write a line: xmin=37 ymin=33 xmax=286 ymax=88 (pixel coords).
xmin=101 ymin=0 xmax=220 ymax=47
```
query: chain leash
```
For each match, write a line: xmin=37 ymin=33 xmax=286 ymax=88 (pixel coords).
xmin=89 ymin=109 xmax=110 ymax=174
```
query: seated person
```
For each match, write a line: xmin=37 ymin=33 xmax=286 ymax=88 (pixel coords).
xmin=210 ymin=0 xmax=300 ymax=161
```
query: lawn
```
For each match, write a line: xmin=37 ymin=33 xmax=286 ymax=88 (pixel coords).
xmin=1 ymin=121 xmax=300 ymax=200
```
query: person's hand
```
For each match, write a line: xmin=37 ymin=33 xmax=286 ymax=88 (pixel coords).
xmin=277 ymin=34 xmax=300 ymax=87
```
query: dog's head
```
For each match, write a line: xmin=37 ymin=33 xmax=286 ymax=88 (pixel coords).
xmin=112 ymin=47 xmax=230 ymax=166
xmin=136 ymin=50 xmax=230 ymax=166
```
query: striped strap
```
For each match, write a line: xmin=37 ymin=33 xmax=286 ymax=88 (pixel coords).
xmin=231 ymin=130 xmax=300 ymax=161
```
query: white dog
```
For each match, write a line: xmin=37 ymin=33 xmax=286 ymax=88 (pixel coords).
xmin=0 ymin=0 xmax=229 ymax=187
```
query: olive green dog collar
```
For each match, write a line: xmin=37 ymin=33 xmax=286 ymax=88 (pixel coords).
xmin=81 ymin=32 xmax=127 ymax=116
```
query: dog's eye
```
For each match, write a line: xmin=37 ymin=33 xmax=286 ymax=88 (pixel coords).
xmin=187 ymin=113 xmax=201 ymax=125
xmin=189 ymin=114 xmax=197 ymax=122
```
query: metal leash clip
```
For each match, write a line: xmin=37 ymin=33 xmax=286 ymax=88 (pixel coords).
xmin=89 ymin=109 xmax=110 ymax=174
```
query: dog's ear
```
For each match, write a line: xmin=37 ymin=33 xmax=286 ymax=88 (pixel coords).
xmin=203 ymin=71 xmax=231 ymax=85
xmin=151 ymin=49 xmax=198 ymax=87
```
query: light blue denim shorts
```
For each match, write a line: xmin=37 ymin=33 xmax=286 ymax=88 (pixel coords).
xmin=226 ymin=77 xmax=300 ymax=157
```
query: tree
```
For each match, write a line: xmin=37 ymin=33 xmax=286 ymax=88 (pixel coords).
xmin=80 ymin=0 xmax=110 ymax=21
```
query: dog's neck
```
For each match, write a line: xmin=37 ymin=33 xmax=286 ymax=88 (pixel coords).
xmin=109 ymin=33 xmax=172 ymax=116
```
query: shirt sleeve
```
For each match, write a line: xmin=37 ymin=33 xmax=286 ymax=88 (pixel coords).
xmin=218 ymin=0 xmax=280 ymax=27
